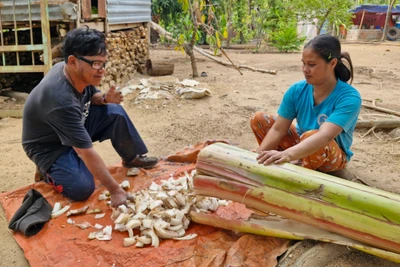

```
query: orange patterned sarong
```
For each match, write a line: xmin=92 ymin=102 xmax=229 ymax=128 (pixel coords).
xmin=250 ymin=112 xmax=347 ymax=172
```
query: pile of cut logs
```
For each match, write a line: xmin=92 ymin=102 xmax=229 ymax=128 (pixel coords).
xmin=0 ymin=25 xmax=149 ymax=91
xmin=103 ymin=25 xmax=149 ymax=89
xmin=0 ymin=74 xmax=17 ymax=90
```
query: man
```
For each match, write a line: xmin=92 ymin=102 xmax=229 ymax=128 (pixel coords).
xmin=22 ymin=27 xmax=158 ymax=207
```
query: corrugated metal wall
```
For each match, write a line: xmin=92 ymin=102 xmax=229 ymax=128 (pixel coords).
xmin=106 ymin=0 xmax=151 ymax=25
xmin=0 ymin=0 xmax=77 ymax=22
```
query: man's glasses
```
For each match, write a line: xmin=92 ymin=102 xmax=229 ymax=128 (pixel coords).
xmin=76 ymin=56 xmax=107 ymax=70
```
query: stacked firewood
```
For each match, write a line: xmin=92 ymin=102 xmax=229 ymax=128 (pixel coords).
xmin=0 ymin=74 xmax=16 ymax=90
xmin=0 ymin=25 xmax=149 ymax=90
xmin=103 ymin=24 xmax=149 ymax=89
xmin=0 ymin=29 xmax=42 ymax=90
xmin=0 ymin=52 xmax=42 ymax=89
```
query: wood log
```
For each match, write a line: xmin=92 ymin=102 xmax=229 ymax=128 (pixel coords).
xmin=193 ymin=142 xmax=400 ymax=254
xmin=194 ymin=46 xmax=277 ymax=74
xmin=284 ymin=243 xmax=352 ymax=267
xmin=356 ymin=119 xmax=400 ymax=129
xmin=146 ymin=59 xmax=174 ymax=76
xmin=362 ymin=103 xmax=400 ymax=117
xmin=2 ymin=91 xmax=29 ymax=102
xmin=51 ymin=42 xmax=63 ymax=60
xmin=0 ymin=109 xmax=23 ymax=118
xmin=149 ymin=21 xmax=278 ymax=75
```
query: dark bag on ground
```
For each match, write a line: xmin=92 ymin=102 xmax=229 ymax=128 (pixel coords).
xmin=8 ymin=189 xmax=52 ymax=236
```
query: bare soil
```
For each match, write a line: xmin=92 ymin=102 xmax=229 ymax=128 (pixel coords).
xmin=1 ymin=41 xmax=400 ymax=267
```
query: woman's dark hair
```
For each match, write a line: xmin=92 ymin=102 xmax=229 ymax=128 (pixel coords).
xmin=62 ymin=26 xmax=107 ymax=62
xmin=304 ymin=34 xmax=353 ymax=84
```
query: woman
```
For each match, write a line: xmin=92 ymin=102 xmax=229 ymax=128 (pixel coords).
xmin=250 ymin=34 xmax=361 ymax=172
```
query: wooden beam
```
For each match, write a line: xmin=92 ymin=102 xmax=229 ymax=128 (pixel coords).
xmin=0 ymin=44 xmax=45 ymax=52
xmin=98 ymin=0 xmax=106 ymax=18
xmin=0 ymin=110 xmax=23 ymax=118
xmin=0 ymin=65 xmax=48 ymax=73
xmin=79 ymin=21 xmax=105 ymax=32
xmin=108 ymin=23 xmax=143 ymax=32
xmin=40 ymin=0 xmax=52 ymax=75
xmin=356 ymin=119 xmax=400 ymax=129
xmin=81 ymin=0 xmax=92 ymax=20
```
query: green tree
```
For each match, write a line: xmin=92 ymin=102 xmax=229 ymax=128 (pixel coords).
xmin=270 ymin=16 xmax=306 ymax=52
xmin=294 ymin=0 xmax=354 ymax=35
xmin=232 ymin=0 xmax=252 ymax=43
xmin=250 ymin=0 xmax=305 ymax=52
xmin=155 ymin=0 xmax=232 ymax=77
xmin=251 ymin=0 xmax=272 ymax=51
xmin=151 ymin=0 xmax=183 ymax=26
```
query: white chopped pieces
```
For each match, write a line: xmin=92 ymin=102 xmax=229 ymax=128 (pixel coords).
xmin=98 ymin=169 xmax=230 ymax=247
xmin=51 ymin=205 xmax=70 ymax=219
xmin=94 ymin=213 xmax=106 ymax=219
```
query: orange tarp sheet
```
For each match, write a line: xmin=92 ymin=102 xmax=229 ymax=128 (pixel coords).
xmin=0 ymin=141 xmax=289 ymax=267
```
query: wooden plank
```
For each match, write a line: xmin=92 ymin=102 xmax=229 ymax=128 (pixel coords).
xmin=81 ymin=0 xmax=92 ymax=20
xmin=0 ymin=65 xmax=48 ymax=73
xmin=31 ymin=0 xmax=72 ymax=4
xmin=108 ymin=23 xmax=143 ymax=32
xmin=80 ymin=21 xmax=105 ymax=32
xmin=98 ymin=0 xmax=106 ymax=18
xmin=0 ymin=44 xmax=45 ymax=52
xmin=40 ymin=0 xmax=52 ymax=75
xmin=0 ymin=109 xmax=23 ymax=119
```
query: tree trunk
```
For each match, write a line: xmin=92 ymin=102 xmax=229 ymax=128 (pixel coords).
xmin=186 ymin=2 xmax=199 ymax=78
xmin=381 ymin=0 xmax=396 ymax=41
xmin=184 ymin=42 xmax=199 ymax=78
xmin=226 ymin=0 xmax=233 ymax=48
xmin=146 ymin=59 xmax=174 ymax=76
xmin=317 ymin=8 xmax=332 ymax=35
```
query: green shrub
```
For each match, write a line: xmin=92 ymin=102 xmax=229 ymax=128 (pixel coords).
xmin=270 ymin=20 xmax=306 ymax=52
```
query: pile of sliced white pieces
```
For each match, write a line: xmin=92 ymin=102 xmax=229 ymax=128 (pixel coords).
xmin=95 ymin=169 xmax=230 ymax=248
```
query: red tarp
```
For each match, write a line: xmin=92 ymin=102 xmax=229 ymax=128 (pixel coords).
xmin=0 ymin=141 xmax=290 ymax=267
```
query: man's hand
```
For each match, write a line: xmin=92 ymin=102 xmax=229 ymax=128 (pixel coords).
xmin=256 ymin=150 xmax=292 ymax=165
xmin=105 ymin=86 xmax=123 ymax=104
xmin=109 ymin=187 xmax=134 ymax=207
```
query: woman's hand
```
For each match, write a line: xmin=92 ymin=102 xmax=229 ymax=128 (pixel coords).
xmin=105 ymin=86 xmax=124 ymax=104
xmin=256 ymin=150 xmax=292 ymax=165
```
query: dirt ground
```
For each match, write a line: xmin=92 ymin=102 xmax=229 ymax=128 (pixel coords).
xmin=1 ymin=41 xmax=400 ymax=267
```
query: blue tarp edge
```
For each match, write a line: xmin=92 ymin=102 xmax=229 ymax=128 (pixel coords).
xmin=350 ymin=5 xmax=400 ymax=14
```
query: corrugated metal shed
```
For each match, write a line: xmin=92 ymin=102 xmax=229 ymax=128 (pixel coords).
xmin=0 ymin=0 xmax=77 ymax=22
xmin=106 ymin=0 xmax=151 ymax=25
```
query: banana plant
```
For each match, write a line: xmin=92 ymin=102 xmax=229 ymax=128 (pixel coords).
xmin=193 ymin=142 xmax=400 ymax=255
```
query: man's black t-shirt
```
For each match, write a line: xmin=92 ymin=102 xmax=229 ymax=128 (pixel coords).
xmin=22 ymin=62 xmax=98 ymax=172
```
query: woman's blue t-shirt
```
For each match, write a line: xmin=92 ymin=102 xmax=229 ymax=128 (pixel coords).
xmin=277 ymin=79 xmax=361 ymax=161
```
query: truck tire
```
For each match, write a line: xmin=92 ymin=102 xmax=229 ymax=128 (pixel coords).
xmin=387 ymin=26 xmax=400 ymax=40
